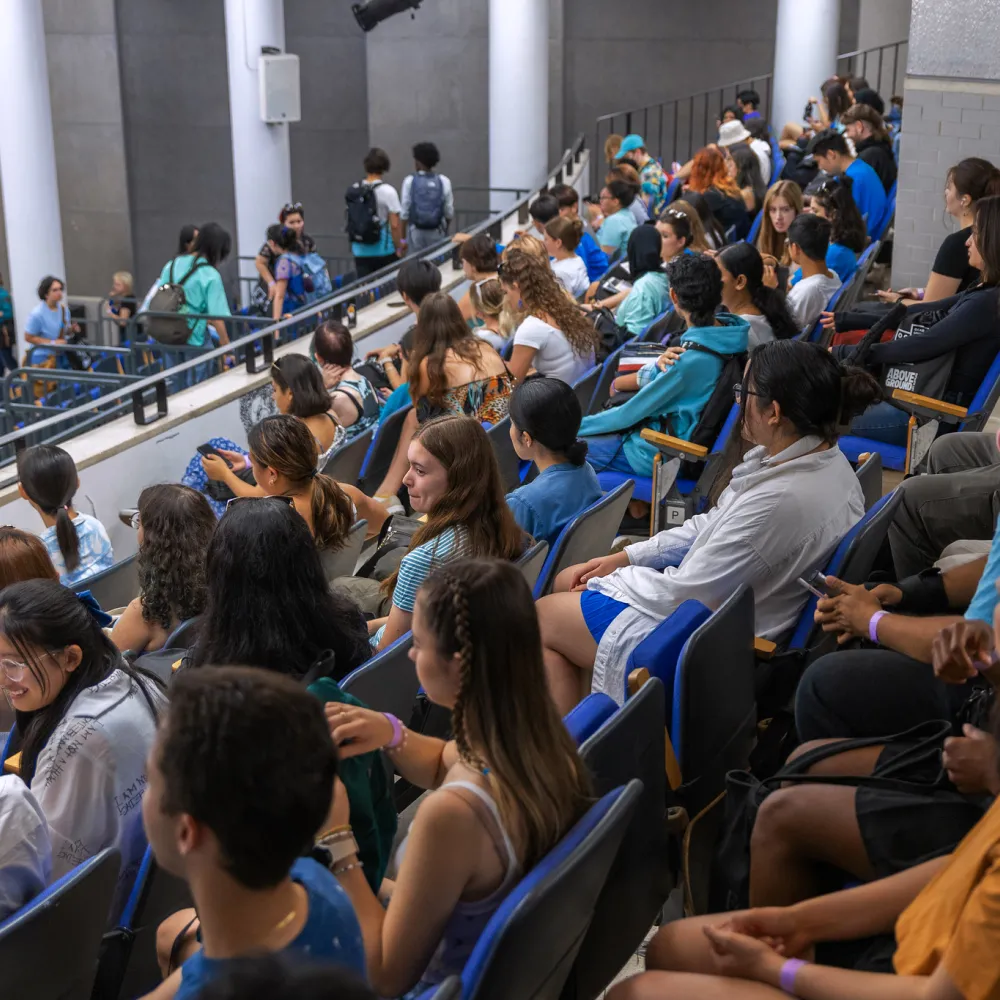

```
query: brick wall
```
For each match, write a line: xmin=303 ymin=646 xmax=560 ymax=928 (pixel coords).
xmin=893 ymin=80 xmax=1000 ymax=288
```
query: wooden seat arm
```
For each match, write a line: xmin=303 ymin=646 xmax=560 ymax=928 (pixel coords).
xmin=4 ymin=752 xmax=21 ymax=776
xmin=890 ymin=389 xmax=968 ymax=422
xmin=628 ymin=667 xmax=682 ymax=790
xmin=754 ymin=636 xmax=777 ymax=660
xmin=640 ymin=429 xmax=709 ymax=459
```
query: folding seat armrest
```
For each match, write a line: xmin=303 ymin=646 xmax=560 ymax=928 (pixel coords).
xmin=628 ymin=667 xmax=683 ymax=790
xmin=754 ymin=637 xmax=777 ymax=660
xmin=890 ymin=389 xmax=968 ymax=425
xmin=640 ymin=429 xmax=709 ymax=460
xmin=4 ymin=751 xmax=21 ymax=776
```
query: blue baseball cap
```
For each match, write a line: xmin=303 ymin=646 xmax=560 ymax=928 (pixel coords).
xmin=615 ymin=134 xmax=646 ymax=159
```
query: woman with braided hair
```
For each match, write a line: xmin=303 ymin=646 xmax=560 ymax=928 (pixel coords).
xmin=500 ymin=246 xmax=598 ymax=383
xmin=325 ymin=557 xmax=591 ymax=997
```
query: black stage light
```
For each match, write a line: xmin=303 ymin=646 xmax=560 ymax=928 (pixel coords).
xmin=352 ymin=0 xmax=423 ymax=32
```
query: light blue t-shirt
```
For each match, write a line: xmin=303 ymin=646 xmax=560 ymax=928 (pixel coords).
xmin=154 ymin=255 xmax=231 ymax=347
xmin=173 ymin=858 xmax=366 ymax=1000
xmin=41 ymin=513 xmax=114 ymax=588
xmin=965 ymin=515 xmax=1000 ymax=625
xmin=597 ymin=209 xmax=637 ymax=260
xmin=506 ymin=462 xmax=603 ymax=549
xmin=845 ymin=158 xmax=889 ymax=240
xmin=615 ymin=271 xmax=670 ymax=336
xmin=790 ymin=243 xmax=858 ymax=287
xmin=25 ymin=301 xmax=71 ymax=365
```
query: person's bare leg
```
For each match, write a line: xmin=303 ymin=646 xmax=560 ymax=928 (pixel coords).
xmin=785 ymin=739 xmax=884 ymax=777
xmin=537 ymin=591 xmax=598 ymax=714
xmin=749 ymin=784 xmax=875 ymax=907
xmin=552 ymin=563 xmax=589 ymax=594
xmin=644 ymin=913 xmax=749 ymax=974
xmin=610 ymin=971 xmax=785 ymax=1000
xmin=375 ymin=407 xmax=419 ymax=500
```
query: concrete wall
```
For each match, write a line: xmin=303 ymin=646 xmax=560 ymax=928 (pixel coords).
xmin=116 ymin=0 xmax=237 ymax=296
xmin=41 ymin=0 xmax=133 ymax=298
xmin=858 ymin=0 xmax=910 ymax=51
xmin=286 ymin=1 xmax=369 ymax=264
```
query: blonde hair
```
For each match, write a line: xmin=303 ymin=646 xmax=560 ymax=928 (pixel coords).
xmin=757 ymin=181 xmax=804 ymax=264
xmin=604 ymin=134 xmax=623 ymax=165
xmin=503 ymin=234 xmax=547 ymax=262
xmin=664 ymin=200 xmax=710 ymax=252
xmin=112 ymin=270 xmax=134 ymax=295
xmin=469 ymin=278 xmax=516 ymax=339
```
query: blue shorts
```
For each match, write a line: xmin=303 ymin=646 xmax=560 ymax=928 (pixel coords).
xmin=580 ymin=589 xmax=631 ymax=644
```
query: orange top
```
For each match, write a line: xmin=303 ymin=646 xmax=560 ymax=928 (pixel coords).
xmin=894 ymin=795 xmax=1000 ymax=1000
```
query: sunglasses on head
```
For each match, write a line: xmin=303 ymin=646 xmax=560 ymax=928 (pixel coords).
xmin=282 ymin=202 xmax=304 ymax=216
xmin=225 ymin=495 xmax=297 ymax=512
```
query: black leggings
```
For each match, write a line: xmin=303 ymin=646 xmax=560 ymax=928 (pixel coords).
xmin=795 ymin=649 xmax=971 ymax=742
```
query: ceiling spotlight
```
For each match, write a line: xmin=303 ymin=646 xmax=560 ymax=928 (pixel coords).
xmin=352 ymin=0 xmax=423 ymax=32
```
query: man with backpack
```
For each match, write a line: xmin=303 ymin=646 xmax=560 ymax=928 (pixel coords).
xmin=346 ymin=147 xmax=404 ymax=279
xmin=400 ymin=142 xmax=454 ymax=254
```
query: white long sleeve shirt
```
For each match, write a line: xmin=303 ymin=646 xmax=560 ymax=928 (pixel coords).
xmin=589 ymin=436 xmax=864 ymax=701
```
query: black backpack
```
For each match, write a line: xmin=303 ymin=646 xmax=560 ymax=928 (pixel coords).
xmin=589 ymin=306 xmax=632 ymax=363
xmin=679 ymin=343 xmax=747 ymax=474
xmin=146 ymin=258 xmax=208 ymax=345
xmin=345 ymin=181 xmax=383 ymax=245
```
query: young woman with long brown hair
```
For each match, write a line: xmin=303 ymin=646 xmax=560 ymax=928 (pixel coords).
xmin=685 ymin=144 xmax=751 ymax=239
xmin=326 ymin=557 xmax=591 ymax=997
xmin=202 ymin=414 xmax=388 ymax=545
xmin=369 ymin=415 xmax=525 ymax=651
xmin=756 ymin=180 xmax=804 ymax=265
xmin=500 ymin=246 xmax=598 ymax=384
xmin=371 ymin=292 xmax=513 ymax=508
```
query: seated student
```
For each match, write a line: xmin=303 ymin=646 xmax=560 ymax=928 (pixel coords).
xmin=757 ymin=180 xmax=804 ymax=266
xmin=267 ymin=355 xmax=343 ymax=466
xmin=0 ymin=775 xmax=50 ymax=921
xmin=717 ymin=243 xmax=800 ymax=349
xmin=506 ymin=377 xmax=603 ymax=547
xmin=0 ymin=580 xmax=165 ymax=883
xmin=869 ymin=157 xmax=1000 ymax=310
xmin=202 ymin=414 xmax=387 ymax=545
xmin=194 ymin=957 xmax=375 ymax=1000
xmin=802 ymin=174 xmax=867 ymax=284
xmin=103 ymin=270 xmax=136 ymax=332
xmin=311 ymin=320 xmax=380 ymax=443
xmin=111 ymin=486 xmax=216 ymax=655
xmin=457 ymin=233 xmax=499 ymax=326
xmin=808 ymin=130 xmax=889 ymax=239
xmin=685 ymin=145 xmax=751 ymax=240
xmin=469 ymin=277 xmax=514 ymax=352
xmin=538 ymin=340 xmax=879 ymax=712
xmin=0 ymin=525 xmax=61 ymax=590
xmin=842 ymin=101 xmax=898 ymax=193
xmin=325 ymin=558 xmax=591 ymax=997
xmin=729 ymin=142 xmax=767 ymax=215
xmin=550 ymin=182 xmax=611 ymax=282
xmin=784 ymin=214 xmax=842 ymax=330
xmin=591 ymin=226 xmax=669 ymax=336
xmin=544 ymin=216 xmax=591 ymax=299
xmin=140 ymin=668 xmax=365 ymax=1000
xmin=578 ymin=253 xmax=749 ymax=481
xmin=683 ymin=190 xmax=728 ymax=250
xmin=841 ymin=194 xmax=1000 ymax=447
xmin=597 ymin=180 xmax=640 ymax=258
xmin=663 ymin=200 xmax=712 ymax=253
xmin=370 ymin=293 xmax=513 ymax=508
xmin=608 ymin=164 xmax=650 ymax=226
xmin=17 ymin=444 xmax=113 ymax=588
xmin=521 ymin=192 xmax=562 ymax=244
xmin=354 ymin=416 xmax=525 ymax=651
xmin=501 ymin=248 xmax=599 ymax=384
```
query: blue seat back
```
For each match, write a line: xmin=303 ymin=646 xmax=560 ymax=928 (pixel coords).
xmin=341 ymin=633 xmax=419 ymax=721
xmin=486 ymin=417 xmax=522 ymax=493
xmin=746 ymin=209 xmax=763 ymax=243
xmin=359 ymin=404 xmax=412 ymax=495
xmin=563 ymin=681 xmax=669 ymax=1000
xmin=587 ymin=340 xmax=636 ymax=414
xmin=533 ymin=481 xmax=635 ymax=598
xmin=73 ymin=554 xmax=139 ymax=611
xmin=323 ymin=425 xmax=375 ymax=483
xmin=624 ymin=599 xmax=712 ymax=708
xmin=563 ymin=693 xmax=618 ymax=745
xmin=164 ymin=616 xmax=201 ymax=650
xmin=462 ymin=783 xmax=642 ymax=1000
xmin=0 ymin=847 xmax=121 ymax=1000
xmin=787 ymin=489 xmax=902 ymax=651
xmin=803 ymin=281 xmax=848 ymax=343
xmin=960 ymin=347 xmax=1000 ymax=430
xmin=665 ymin=175 xmax=683 ymax=204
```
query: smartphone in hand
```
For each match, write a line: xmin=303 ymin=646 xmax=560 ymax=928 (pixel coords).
xmin=197 ymin=443 xmax=231 ymax=468
xmin=797 ymin=571 xmax=838 ymax=599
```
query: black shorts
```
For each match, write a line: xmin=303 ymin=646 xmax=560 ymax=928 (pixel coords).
xmin=815 ymin=934 xmax=897 ymax=973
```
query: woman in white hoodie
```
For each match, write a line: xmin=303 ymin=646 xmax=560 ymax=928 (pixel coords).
xmin=536 ymin=339 xmax=882 ymax=713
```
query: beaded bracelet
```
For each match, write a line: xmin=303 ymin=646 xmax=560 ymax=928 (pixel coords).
xmin=315 ymin=823 xmax=351 ymax=842
xmin=332 ymin=859 xmax=364 ymax=876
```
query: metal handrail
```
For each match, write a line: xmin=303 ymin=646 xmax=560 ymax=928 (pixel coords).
xmin=0 ymin=134 xmax=588 ymax=465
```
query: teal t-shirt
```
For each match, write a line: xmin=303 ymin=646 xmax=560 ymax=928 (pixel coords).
xmin=615 ymin=271 xmax=670 ymax=336
xmin=965 ymin=515 xmax=1000 ymax=625
xmin=155 ymin=254 xmax=231 ymax=347
xmin=597 ymin=209 xmax=637 ymax=259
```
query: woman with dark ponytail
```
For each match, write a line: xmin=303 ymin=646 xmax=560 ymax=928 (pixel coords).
xmin=17 ymin=444 xmax=113 ymax=587
xmin=717 ymin=243 xmax=799 ymax=347
xmin=506 ymin=376 xmax=603 ymax=546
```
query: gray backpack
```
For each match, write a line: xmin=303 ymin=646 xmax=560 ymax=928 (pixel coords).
xmin=411 ymin=173 xmax=445 ymax=231
xmin=146 ymin=258 xmax=208 ymax=345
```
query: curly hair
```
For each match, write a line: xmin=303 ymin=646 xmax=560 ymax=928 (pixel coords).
xmin=499 ymin=248 xmax=598 ymax=357
xmin=137 ymin=484 xmax=217 ymax=630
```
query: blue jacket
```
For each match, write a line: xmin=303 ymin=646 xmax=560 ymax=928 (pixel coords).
xmin=579 ymin=312 xmax=749 ymax=476
xmin=579 ymin=231 xmax=611 ymax=281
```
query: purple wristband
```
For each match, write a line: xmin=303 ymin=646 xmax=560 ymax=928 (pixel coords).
xmin=868 ymin=610 xmax=887 ymax=644
xmin=383 ymin=713 xmax=403 ymax=749
xmin=779 ymin=958 xmax=808 ymax=996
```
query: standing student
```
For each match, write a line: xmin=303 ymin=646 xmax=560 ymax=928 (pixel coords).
xmin=784 ymin=214 xmax=842 ymax=330
xmin=597 ymin=180 xmax=639 ymax=258
xmin=254 ymin=203 xmax=316 ymax=305
xmin=757 ymin=181 xmax=804 ymax=266
xmin=0 ymin=271 xmax=14 ymax=375
xmin=103 ymin=271 xmax=136 ymax=333
xmin=550 ymin=183 xmax=611 ymax=281
xmin=401 ymin=142 xmax=455 ymax=253
xmin=24 ymin=275 xmax=79 ymax=366
xmin=737 ymin=88 xmax=762 ymax=120
xmin=809 ymin=130 xmax=889 ymax=239
xmin=544 ymin=217 xmax=591 ymax=299
xmin=141 ymin=668 xmax=365 ymax=1000
xmin=348 ymin=147 xmax=404 ymax=278
xmin=17 ymin=444 xmax=114 ymax=588
xmin=506 ymin=377 xmax=603 ymax=547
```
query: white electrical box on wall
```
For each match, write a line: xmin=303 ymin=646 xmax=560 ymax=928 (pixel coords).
xmin=259 ymin=53 xmax=301 ymax=123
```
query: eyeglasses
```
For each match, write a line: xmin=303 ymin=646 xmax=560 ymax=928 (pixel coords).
xmin=225 ymin=495 xmax=297 ymax=512
xmin=733 ymin=383 xmax=763 ymax=402
xmin=119 ymin=508 xmax=140 ymax=529
xmin=0 ymin=651 xmax=56 ymax=684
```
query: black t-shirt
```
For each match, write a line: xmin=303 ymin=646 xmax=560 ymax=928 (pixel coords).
xmin=703 ymin=188 xmax=751 ymax=241
xmin=855 ymin=137 xmax=897 ymax=194
xmin=932 ymin=227 xmax=980 ymax=292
